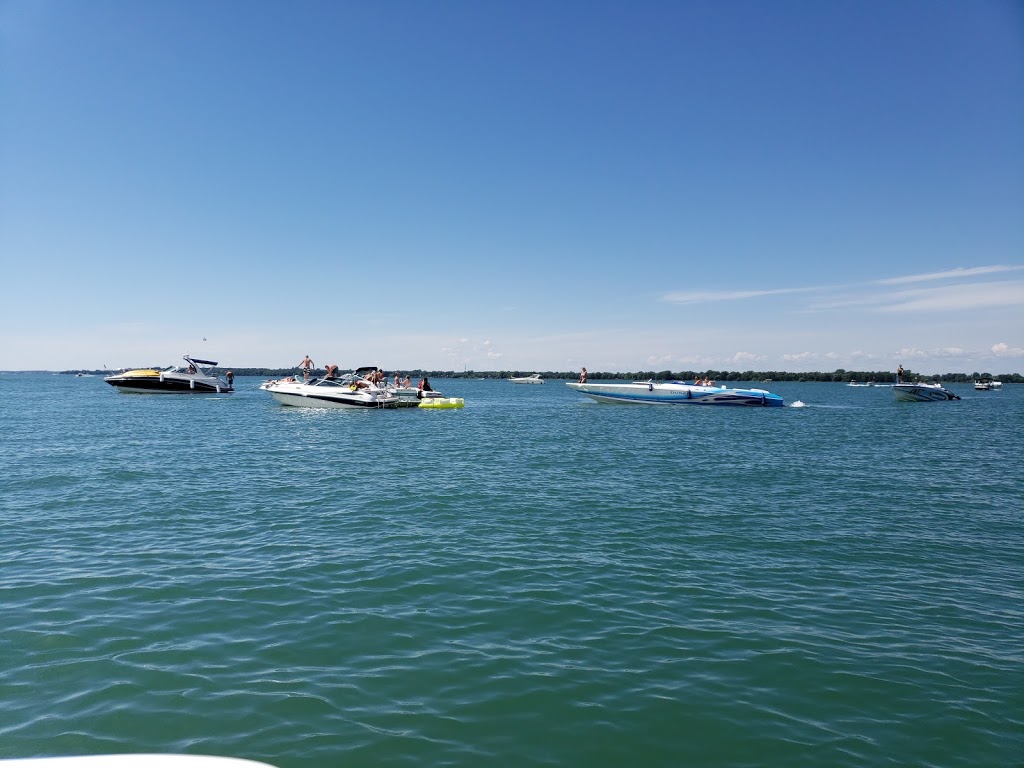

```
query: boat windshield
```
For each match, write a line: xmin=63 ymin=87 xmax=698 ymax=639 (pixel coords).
xmin=172 ymin=356 xmax=218 ymax=375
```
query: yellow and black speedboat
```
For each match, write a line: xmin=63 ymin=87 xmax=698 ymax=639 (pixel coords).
xmin=105 ymin=356 xmax=233 ymax=394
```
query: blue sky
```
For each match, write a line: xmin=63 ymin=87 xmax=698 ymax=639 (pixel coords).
xmin=2 ymin=0 xmax=1022 ymax=374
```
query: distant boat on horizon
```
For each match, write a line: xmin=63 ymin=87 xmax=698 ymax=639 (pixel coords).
xmin=510 ymin=373 xmax=544 ymax=384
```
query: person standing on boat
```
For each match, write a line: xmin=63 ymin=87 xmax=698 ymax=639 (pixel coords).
xmin=298 ymin=355 xmax=315 ymax=381
xmin=579 ymin=367 xmax=588 ymax=383
xmin=897 ymin=364 xmax=904 ymax=383
xmin=226 ymin=370 xmax=234 ymax=388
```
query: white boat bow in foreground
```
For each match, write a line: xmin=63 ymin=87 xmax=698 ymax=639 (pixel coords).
xmin=567 ymin=380 xmax=784 ymax=406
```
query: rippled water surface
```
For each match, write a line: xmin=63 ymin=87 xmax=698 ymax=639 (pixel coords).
xmin=2 ymin=375 xmax=1022 ymax=767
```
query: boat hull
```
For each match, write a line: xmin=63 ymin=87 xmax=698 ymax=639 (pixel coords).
xmin=390 ymin=387 xmax=446 ymax=407
xmin=263 ymin=378 xmax=397 ymax=408
xmin=105 ymin=373 xmax=231 ymax=394
xmin=267 ymin=390 xmax=397 ymax=409
xmin=566 ymin=382 xmax=783 ymax=406
xmin=893 ymin=384 xmax=960 ymax=402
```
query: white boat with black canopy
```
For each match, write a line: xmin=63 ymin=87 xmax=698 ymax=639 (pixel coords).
xmin=104 ymin=356 xmax=233 ymax=394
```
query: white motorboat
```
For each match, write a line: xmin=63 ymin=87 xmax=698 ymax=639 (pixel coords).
xmin=893 ymin=382 xmax=960 ymax=402
xmin=510 ymin=373 xmax=544 ymax=384
xmin=566 ymin=380 xmax=784 ymax=407
xmin=105 ymin=356 xmax=233 ymax=394
xmin=388 ymin=385 xmax=446 ymax=407
xmin=261 ymin=368 xmax=397 ymax=409
xmin=974 ymin=378 xmax=999 ymax=391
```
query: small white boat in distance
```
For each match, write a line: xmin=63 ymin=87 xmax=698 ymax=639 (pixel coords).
xmin=893 ymin=382 xmax=961 ymax=402
xmin=510 ymin=373 xmax=544 ymax=384
xmin=567 ymin=380 xmax=783 ymax=407
xmin=974 ymin=378 xmax=999 ymax=391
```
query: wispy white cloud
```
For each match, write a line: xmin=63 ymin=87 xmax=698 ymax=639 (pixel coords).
xmin=876 ymin=281 xmax=1024 ymax=312
xmin=807 ymin=281 xmax=1024 ymax=313
xmin=876 ymin=265 xmax=1024 ymax=285
xmin=992 ymin=342 xmax=1024 ymax=357
xmin=660 ymin=287 xmax=817 ymax=304
xmin=781 ymin=351 xmax=844 ymax=364
xmin=440 ymin=336 xmax=505 ymax=363
xmin=895 ymin=346 xmax=970 ymax=360
xmin=661 ymin=265 xmax=1024 ymax=314
xmin=730 ymin=351 xmax=766 ymax=364
xmin=782 ymin=351 xmax=816 ymax=363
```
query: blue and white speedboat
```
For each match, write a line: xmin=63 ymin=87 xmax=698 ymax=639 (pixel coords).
xmin=566 ymin=380 xmax=784 ymax=407
xmin=892 ymin=382 xmax=960 ymax=402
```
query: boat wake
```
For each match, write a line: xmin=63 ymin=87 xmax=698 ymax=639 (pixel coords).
xmin=790 ymin=400 xmax=808 ymax=408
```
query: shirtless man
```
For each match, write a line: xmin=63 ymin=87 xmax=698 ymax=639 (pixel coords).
xmin=298 ymin=355 xmax=315 ymax=381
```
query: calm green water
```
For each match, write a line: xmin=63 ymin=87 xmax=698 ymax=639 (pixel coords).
xmin=2 ymin=375 xmax=1022 ymax=767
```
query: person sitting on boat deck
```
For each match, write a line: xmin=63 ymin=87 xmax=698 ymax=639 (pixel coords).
xmin=324 ymin=364 xmax=338 ymax=379
xmin=188 ymin=363 xmax=197 ymax=374
xmin=579 ymin=367 xmax=587 ymax=383
xmin=418 ymin=377 xmax=432 ymax=392
xmin=402 ymin=374 xmax=412 ymax=387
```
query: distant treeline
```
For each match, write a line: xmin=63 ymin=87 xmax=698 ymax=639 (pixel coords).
xmin=54 ymin=367 xmax=1023 ymax=383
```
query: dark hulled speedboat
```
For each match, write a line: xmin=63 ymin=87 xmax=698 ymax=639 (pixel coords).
xmin=105 ymin=356 xmax=233 ymax=394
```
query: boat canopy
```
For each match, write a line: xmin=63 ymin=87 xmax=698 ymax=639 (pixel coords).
xmin=184 ymin=356 xmax=219 ymax=367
